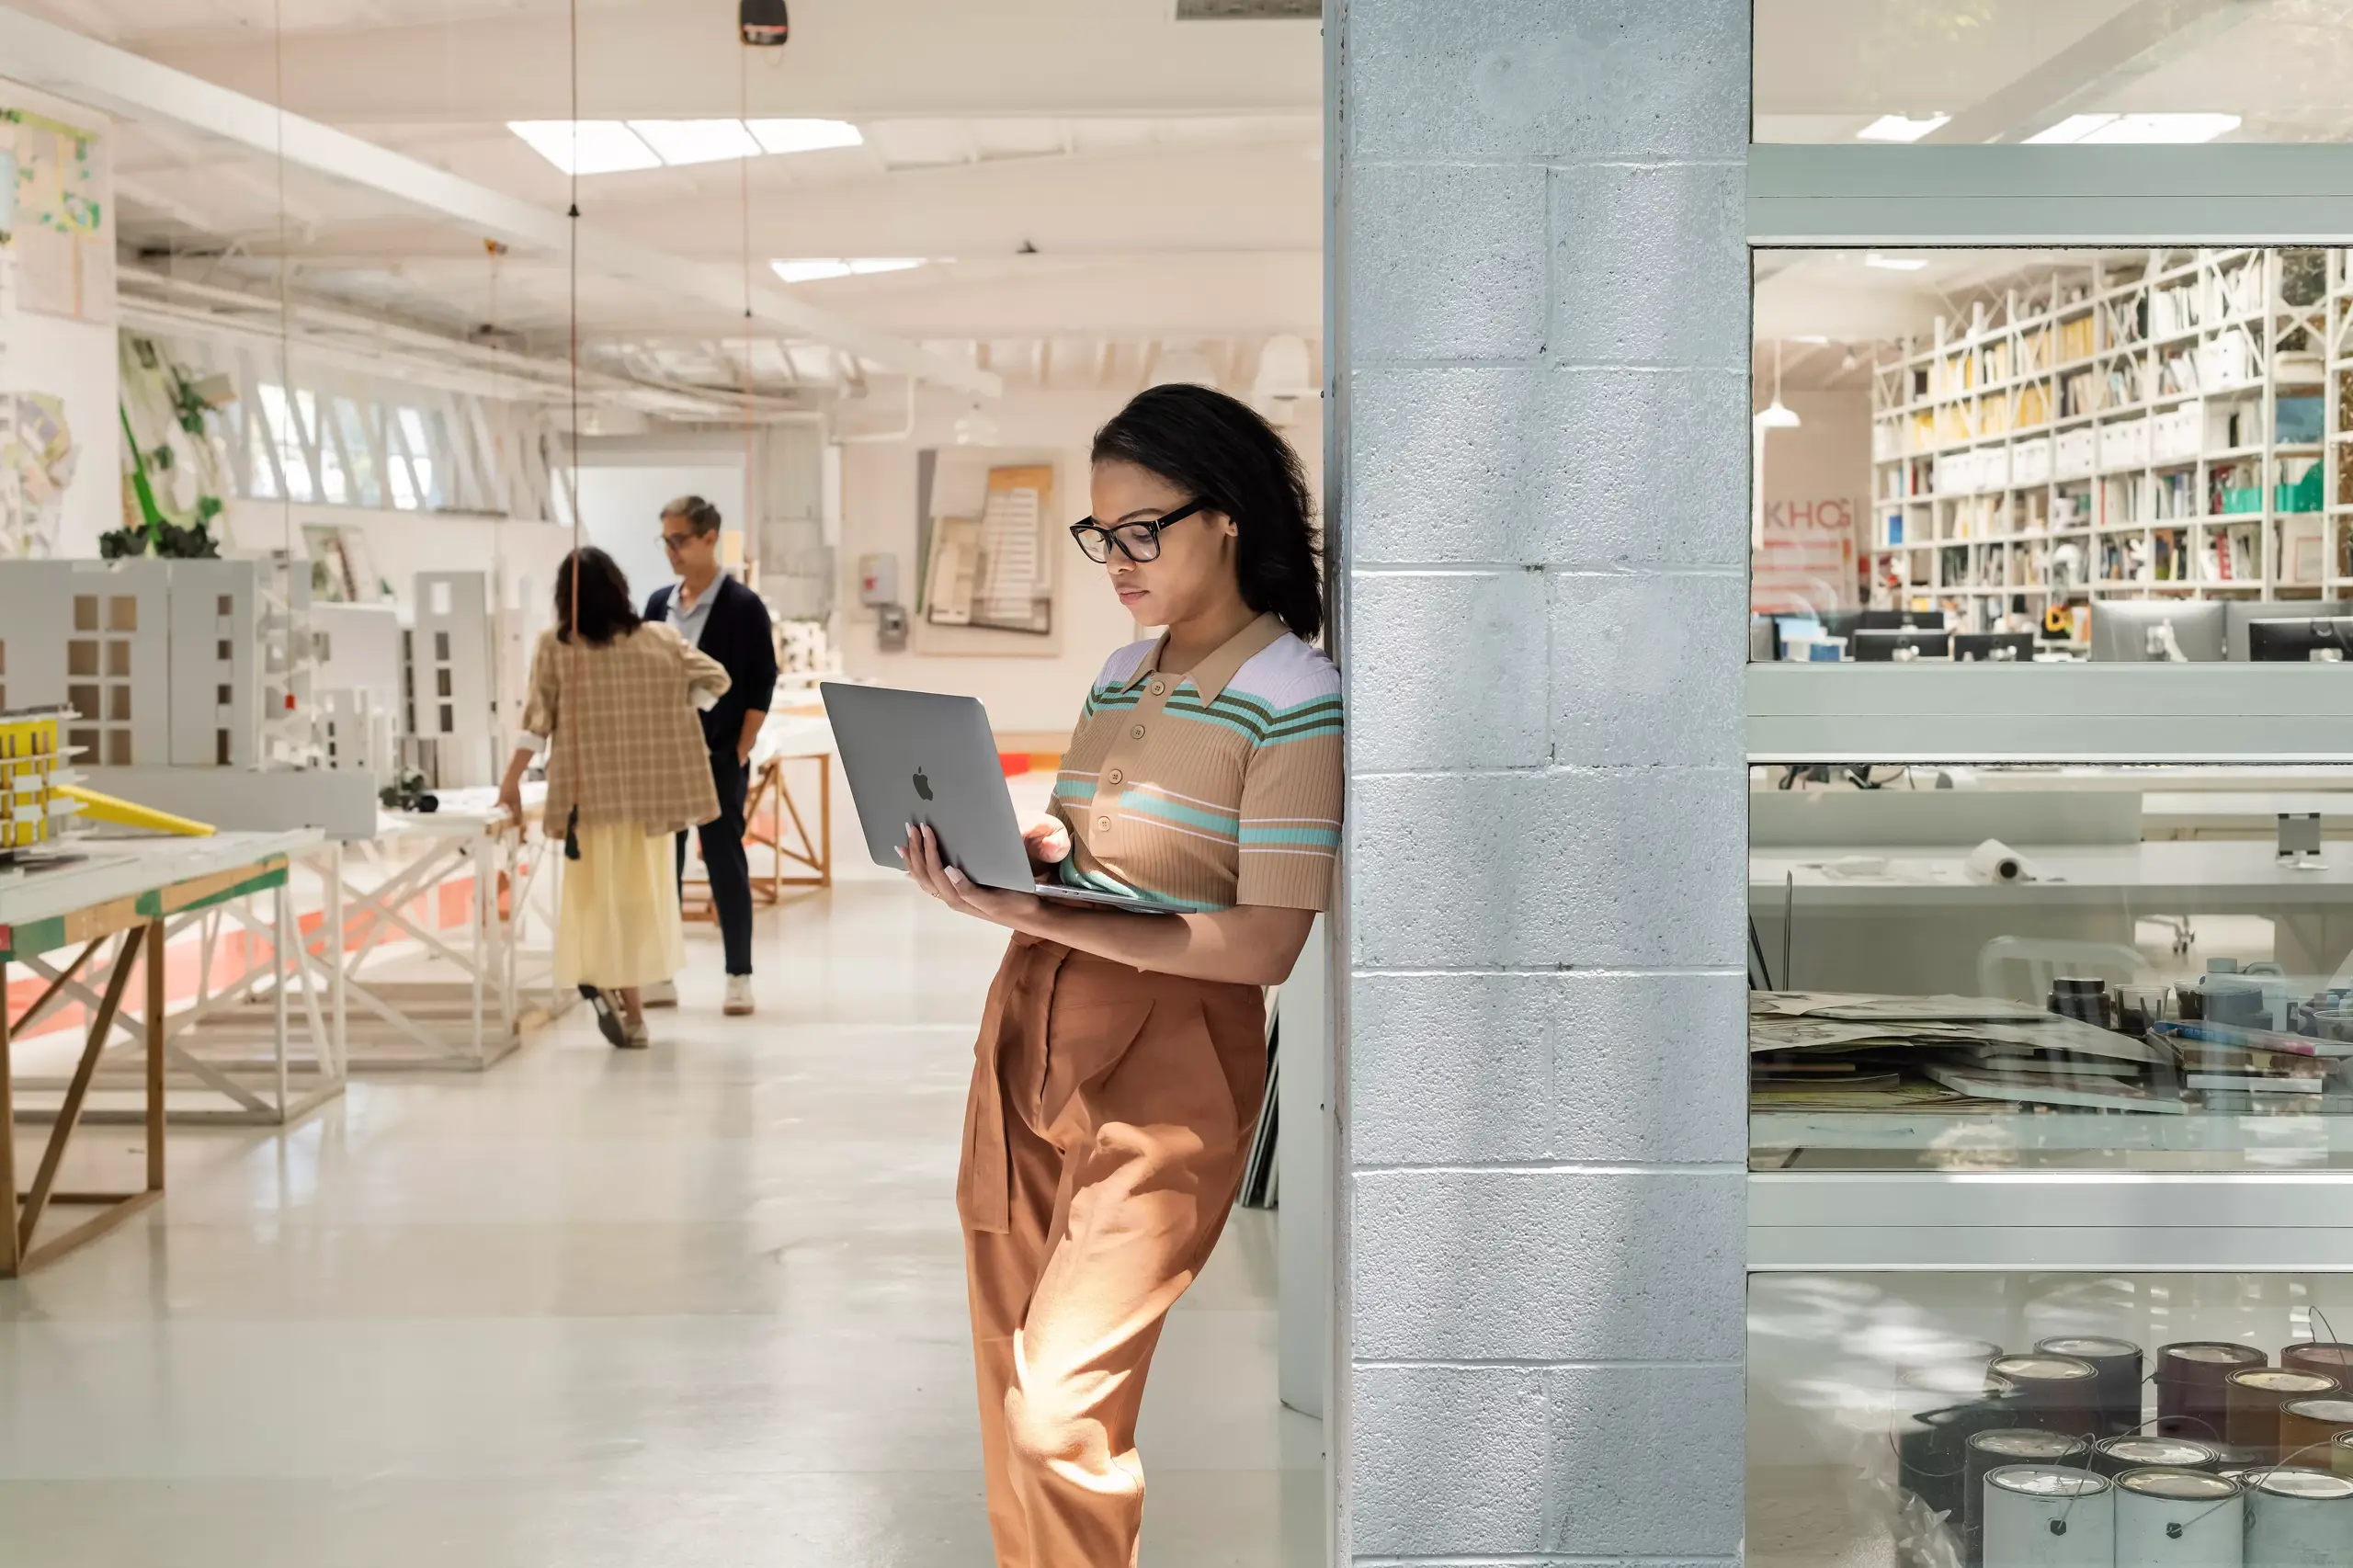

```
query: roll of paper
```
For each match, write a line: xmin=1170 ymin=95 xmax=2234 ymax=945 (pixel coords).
xmin=1967 ymin=838 xmax=2030 ymax=884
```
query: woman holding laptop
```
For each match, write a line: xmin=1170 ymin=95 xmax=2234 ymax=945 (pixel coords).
xmin=899 ymin=382 xmax=1341 ymax=1568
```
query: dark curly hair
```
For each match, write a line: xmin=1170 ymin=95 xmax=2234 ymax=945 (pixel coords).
xmin=1090 ymin=383 xmax=1323 ymax=641
xmin=552 ymin=547 xmax=642 ymax=646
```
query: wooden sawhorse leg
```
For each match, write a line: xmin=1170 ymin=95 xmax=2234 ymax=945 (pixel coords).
xmin=1 ymin=921 xmax=166 ymax=1278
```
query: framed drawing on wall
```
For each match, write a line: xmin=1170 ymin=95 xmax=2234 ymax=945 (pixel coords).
xmin=915 ymin=449 xmax=1061 ymax=654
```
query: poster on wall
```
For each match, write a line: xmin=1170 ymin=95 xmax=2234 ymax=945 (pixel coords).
xmin=7 ymin=108 xmax=114 ymax=324
xmin=1754 ymin=493 xmax=1860 ymax=616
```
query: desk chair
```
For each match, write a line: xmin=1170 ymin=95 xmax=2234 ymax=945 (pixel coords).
xmin=1977 ymin=937 xmax=2157 ymax=1008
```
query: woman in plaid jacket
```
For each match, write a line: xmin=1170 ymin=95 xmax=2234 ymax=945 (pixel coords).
xmin=496 ymin=547 xmax=729 ymax=1047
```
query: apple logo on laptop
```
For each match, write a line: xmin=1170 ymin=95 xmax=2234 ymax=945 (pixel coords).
xmin=913 ymin=768 xmax=934 ymax=802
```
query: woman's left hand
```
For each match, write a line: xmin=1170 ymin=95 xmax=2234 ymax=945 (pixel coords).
xmin=900 ymin=823 xmax=1040 ymax=928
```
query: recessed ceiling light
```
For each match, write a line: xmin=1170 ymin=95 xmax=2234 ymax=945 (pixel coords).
xmin=629 ymin=119 xmax=763 ymax=166
xmin=2025 ymin=112 xmax=2241 ymax=145
xmin=508 ymin=119 xmax=660 ymax=176
xmin=1865 ymin=254 xmax=1929 ymax=271
xmin=1792 ymin=335 xmax=1831 ymax=345
xmin=771 ymin=257 xmax=929 ymax=284
xmin=746 ymin=119 xmax=864 ymax=155
xmin=1856 ymin=112 xmax=1949 ymax=142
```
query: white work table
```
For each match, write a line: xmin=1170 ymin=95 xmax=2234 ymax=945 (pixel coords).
xmin=2 ymin=829 xmax=323 ymax=1276
xmin=1749 ymin=839 xmax=2353 ymax=908
xmin=2143 ymin=791 xmax=2353 ymax=836
xmin=1749 ymin=838 xmax=2353 ymax=994
xmin=0 ymin=829 xmax=322 ymax=929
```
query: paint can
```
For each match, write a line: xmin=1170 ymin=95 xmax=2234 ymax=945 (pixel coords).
xmin=2037 ymin=1335 xmax=2145 ymax=1437
xmin=2280 ymin=1343 xmax=2353 ymax=1383
xmin=1963 ymin=1430 xmax=2090 ymax=1567
xmin=2093 ymin=1434 xmax=2221 ymax=1480
xmin=2278 ymin=1398 xmax=2353 ymax=1470
xmin=1981 ymin=1466 xmax=2113 ymax=1568
xmin=1991 ymin=1353 xmax=2102 ymax=1444
xmin=2113 ymin=1467 xmax=2244 ymax=1568
xmin=1899 ymin=1364 xmax=2024 ymax=1524
xmin=2227 ymin=1369 xmax=2341 ymax=1462
xmin=2244 ymin=1467 xmax=2353 ymax=1565
xmin=2336 ymin=1430 xmax=2353 ymax=1480
xmin=2158 ymin=1342 xmax=2268 ymax=1444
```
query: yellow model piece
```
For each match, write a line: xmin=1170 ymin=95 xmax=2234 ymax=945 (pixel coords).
xmin=58 ymin=784 xmax=214 ymax=837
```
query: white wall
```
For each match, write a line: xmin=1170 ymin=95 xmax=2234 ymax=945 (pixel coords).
xmin=835 ymin=384 xmax=1324 ymax=739
xmin=567 ymin=462 xmax=746 ymax=610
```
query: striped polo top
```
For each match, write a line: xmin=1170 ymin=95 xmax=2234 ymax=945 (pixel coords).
xmin=1051 ymin=612 xmax=1343 ymax=913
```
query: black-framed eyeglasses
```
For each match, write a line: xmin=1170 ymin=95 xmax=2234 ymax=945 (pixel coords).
xmin=1068 ymin=498 xmax=1210 ymax=564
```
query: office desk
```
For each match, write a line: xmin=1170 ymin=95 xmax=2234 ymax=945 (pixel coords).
xmin=0 ymin=831 xmax=316 ymax=1274
xmin=1749 ymin=840 xmax=2353 ymax=994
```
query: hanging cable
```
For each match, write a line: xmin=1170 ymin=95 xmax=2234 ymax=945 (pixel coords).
xmin=562 ymin=0 xmax=582 ymax=858
xmin=740 ymin=38 xmax=756 ymax=589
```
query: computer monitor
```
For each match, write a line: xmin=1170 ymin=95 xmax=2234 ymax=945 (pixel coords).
xmin=2249 ymin=617 xmax=2353 ymax=663
xmin=2089 ymin=599 xmax=2227 ymax=663
xmin=1768 ymin=615 xmax=1824 ymax=661
xmin=1750 ymin=616 xmax=1777 ymax=662
xmin=2228 ymin=599 xmax=2351 ymax=661
xmin=1853 ymin=629 xmax=1952 ymax=662
xmin=1859 ymin=608 xmax=1947 ymax=631
xmin=1953 ymin=633 xmax=2037 ymax=664
xmin=1816 ymin=608 xmax=1867 ymax=642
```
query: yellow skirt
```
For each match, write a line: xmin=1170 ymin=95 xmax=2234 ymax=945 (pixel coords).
xmin=554 ymin=820 xmax=687 ymax=991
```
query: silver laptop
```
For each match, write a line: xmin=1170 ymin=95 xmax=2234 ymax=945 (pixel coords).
xmin=820 ymin=682 xmax=1160 ymax=911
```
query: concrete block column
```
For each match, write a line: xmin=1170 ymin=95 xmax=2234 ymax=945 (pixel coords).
xmin=1330 ymin=3 xmax=1750 ymax=1562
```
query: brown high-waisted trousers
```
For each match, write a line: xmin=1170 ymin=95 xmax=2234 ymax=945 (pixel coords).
xmin=957 ymin=934 xmax=1268 ymax=1568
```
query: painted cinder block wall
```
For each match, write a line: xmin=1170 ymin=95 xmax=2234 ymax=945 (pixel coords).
xmin=1331 ymin=2 xmax=1750 ymax=1562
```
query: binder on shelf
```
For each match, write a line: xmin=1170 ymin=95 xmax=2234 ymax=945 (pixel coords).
xmin=2098 ymin=416 xmax=2152 ymax=470
xmin=2054 ymin=427 xmax=2097 ymax=481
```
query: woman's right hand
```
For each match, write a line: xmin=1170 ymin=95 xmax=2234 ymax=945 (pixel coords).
xmin=1020 ymin=812 xmax=1071 ymax=867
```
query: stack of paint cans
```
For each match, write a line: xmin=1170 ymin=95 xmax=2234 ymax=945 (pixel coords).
xmin=2158 ymin=1342 xmax=2269 ymax=1445
xmin=1961 ymin=1430 xmax=2089 ymax=1566
xmin=2245 ymin=1467 xmax=2353 ymax=1564
xmin=1981 ymin=1467 xmax=2111 ymax=1568
xmin=2113 ymin=1467 xmax=2243 ymax=1567
xmin=2227 ymin=1369 xmax=2341 ymax=1463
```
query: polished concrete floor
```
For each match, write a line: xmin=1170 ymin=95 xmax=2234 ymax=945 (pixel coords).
xmin=0 ymin=882 xmax=1321 ymax=1566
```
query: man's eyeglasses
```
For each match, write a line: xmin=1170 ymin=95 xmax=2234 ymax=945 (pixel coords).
xmin=660 ymin=531 xmax=699 ymax=551
xmin=1068 ymin=498 xmax=1210 ymax=564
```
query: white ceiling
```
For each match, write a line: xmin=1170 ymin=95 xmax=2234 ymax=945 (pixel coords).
xmin=1756 ymin=0 xmax=2353 ymax=143
xmin=13 ymin=0 xmax=1324 ymax=415
xmin=34 ymin=0 xmax=2353 ymax=415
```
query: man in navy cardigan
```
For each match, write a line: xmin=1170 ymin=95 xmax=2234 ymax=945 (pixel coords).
xmin=645 ymin=496 xmax=777 ymax=1015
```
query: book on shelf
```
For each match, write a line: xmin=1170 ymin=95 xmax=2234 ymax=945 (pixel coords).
xmin=2016 ymin=382 xmax=2051 ymax=426
xmin=2058 ymin=315 xmax=2097 ymax=361
xmin=2060 ymin=369 xmax=2096 ymax=418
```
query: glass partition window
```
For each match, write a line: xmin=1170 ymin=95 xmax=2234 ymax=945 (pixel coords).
xmin=1754 ymin=246 xmax=2353 ymax=664
xmin=1755 ymin=0 xmax=2353 ymax=144
xmin=1750 ymin=763 xmax=2353 ymax=1172
xmin=1752 ymin=1271 xmax=2353 ymax=1568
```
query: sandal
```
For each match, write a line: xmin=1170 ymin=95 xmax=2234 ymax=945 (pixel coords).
xmin=580 ymin=983 xmax=626 ymax=1048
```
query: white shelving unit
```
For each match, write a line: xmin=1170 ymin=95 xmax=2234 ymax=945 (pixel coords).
xmin=1869 ymin=248 xmax=2347 ymax=643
